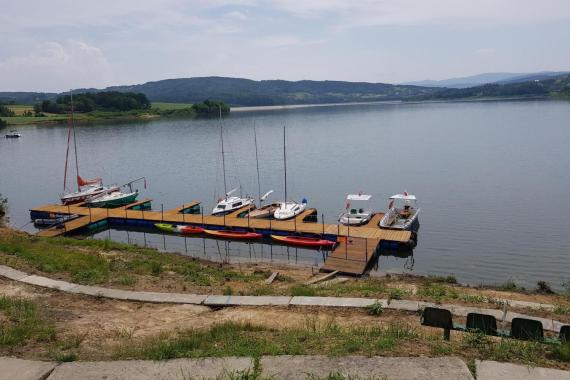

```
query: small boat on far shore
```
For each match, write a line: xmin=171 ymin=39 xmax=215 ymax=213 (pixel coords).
xmin=204 ymin=229 xmax=262 ymax=240
xmin=270 ymin=235 xmax=336 ymax=248
xmin=5 ymin=130 xmax=21 ymax=138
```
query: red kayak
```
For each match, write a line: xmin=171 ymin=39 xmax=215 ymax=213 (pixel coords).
xmin=178 ymin=225 xmax=205 ymax=234
xmin=271 ymin=235 xmax=336 ymax=248
xmin=204 ymin=229 xmax=262 ymax=240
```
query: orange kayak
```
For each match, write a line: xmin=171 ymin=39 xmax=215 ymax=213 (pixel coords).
xmin=204 ymin=229 xmax=262 ymax=240
xmin=270 ymin=235 xmax=336 ymax=248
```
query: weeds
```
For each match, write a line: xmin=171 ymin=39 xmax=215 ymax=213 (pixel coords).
xmin=553 ymin=305 xmax=570 ymax=315
xmin=0 ymin=296 xmax=55 ymax=347
xmin=428 ymin=275 xmax=457 ymax=284
xmin=290 ymin=285 xmax=316 ymax=297
xmin=366 ymin=301 xmax=384 ymax=316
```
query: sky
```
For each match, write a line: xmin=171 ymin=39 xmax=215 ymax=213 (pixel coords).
xmin=1 ymin=0 xmax=570 ymax=92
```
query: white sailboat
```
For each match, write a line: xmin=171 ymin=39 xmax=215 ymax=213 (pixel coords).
xmin=212 ymin=107 xmax=254 ymax=216
xmin=247 ymin=125 xmax=278 ymax=219
xmin=379 ymin=192 xmax=420 ymax=230
xmin=273 ymin=126 xmax=307 ymax=220
xmin=60 ymin=91 xmax=118 ymax=205
xmin=339 ymin=193 xmax=374 ymax=226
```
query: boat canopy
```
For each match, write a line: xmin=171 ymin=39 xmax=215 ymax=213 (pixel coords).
xmin=389 ymin=194 xmax=416 ymax=201
xmin=347 ymin=194 xmax=372 ymax=201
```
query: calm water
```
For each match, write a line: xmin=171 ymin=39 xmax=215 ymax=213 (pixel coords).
xmin=1 ymin=100 xmax=569 ymax=288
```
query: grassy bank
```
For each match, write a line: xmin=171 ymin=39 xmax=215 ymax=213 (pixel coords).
xmin=1 ymin=102 xmax=218 ymax=126
xmin=1 ymin=229 xmax=569 ymax=318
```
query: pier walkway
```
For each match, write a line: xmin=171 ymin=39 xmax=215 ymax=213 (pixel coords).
xmin=30 ymin=201 xmax=411 ymax=275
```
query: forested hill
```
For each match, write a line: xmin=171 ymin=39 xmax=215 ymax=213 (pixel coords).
xmin=1 ymin=74 xmax=569 ymax=106
xmin=104 ymin=77 xmax=438 ymax=106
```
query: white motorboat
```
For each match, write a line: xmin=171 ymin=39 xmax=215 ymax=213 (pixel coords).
xmin=339 ymin=193 xmax=374 ymax=226
xmin=212 ymin=188 xmax=254 ymax=215
xmin=211 ymin=107 xmax=254 ymax=216
xmin=273 ymin=126 xmax=308 ymax=220
xmin=5 ymin=130 xmax=21 ymax=138
xmin=379 ymin=192 xmax=420 ymax=230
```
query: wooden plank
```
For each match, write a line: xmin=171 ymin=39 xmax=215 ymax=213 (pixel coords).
xmin=304 ymin=270 xmax=339 ymax=285
xmin=265 ymin=272 xmax=279 ymax=285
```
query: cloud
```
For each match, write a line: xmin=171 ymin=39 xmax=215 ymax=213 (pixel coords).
xmin=224 ymin=11 xmax=247 ymax=20
xmin=0 ymin=41 xmax=113 ymax=92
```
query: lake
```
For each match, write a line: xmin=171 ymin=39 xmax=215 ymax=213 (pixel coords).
xmin=1 ymin=100 xmax=569 ymax=289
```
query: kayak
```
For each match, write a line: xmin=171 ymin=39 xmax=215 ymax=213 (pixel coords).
xmin=204 ymin=229 xmax=262 ymax=240
xmin=178 ymin=225 xmax=205 ymax=234
xmin=270 ymin=235 xmax=336 ymax=248
xmin=155 ymin=223 xmax=204 ymax=235
xmin=155 ymin=223 xmax=176 ymax=233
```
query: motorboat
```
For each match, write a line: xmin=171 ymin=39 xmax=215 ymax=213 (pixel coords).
xmin=212 ymin=188 xmax=254 ymax=216
xmin=379 ymin=192 xmax=420 ymax=230
xmin=338 ymin=193 xmax=374 ymax=226
xmin=5 ymin=130 xmax=21 ymax=138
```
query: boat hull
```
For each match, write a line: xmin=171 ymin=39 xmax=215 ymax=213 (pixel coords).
xmin=61 ymin=186 xmax=119 ymax=205
xmin=88 ymin=192 xmax=138 ymax=208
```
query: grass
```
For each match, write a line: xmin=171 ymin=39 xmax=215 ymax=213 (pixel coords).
xmin=113 ymin=320 xmax=419 ymax=361
xmin=0 ymin=296 xmax=55 ymax=347
xmin=0 ymin=234 xmax=263 ymax=288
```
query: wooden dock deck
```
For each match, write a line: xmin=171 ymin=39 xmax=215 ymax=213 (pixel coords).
xmin=30 ymin=201 xmax=411 ymax=275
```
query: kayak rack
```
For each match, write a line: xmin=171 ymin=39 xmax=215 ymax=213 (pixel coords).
xmin=30 ymin=199 xmax=412 ymax=276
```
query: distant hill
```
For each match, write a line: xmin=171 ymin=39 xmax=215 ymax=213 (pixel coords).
xmin=101 ymin=77 xmax=438 ymax=106
xmin=405 ymin=71 xmax=569 ymax=89
xmin=0 ymin=92 xmax=57 ymax=104
xmin=1 ymin=73 xmax=569 ymax=106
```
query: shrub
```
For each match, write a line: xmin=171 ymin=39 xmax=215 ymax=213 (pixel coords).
xmin=367 ymin=301 xmax=384 ymax=316
xmin=536 ymin=281 xmax=554 ymax=294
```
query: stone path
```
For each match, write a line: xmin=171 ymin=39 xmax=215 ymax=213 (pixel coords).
xmin=1 ymin=356 xmax=569 ymax=380
xmin=0 ymin=265 xmax=566 ymax=333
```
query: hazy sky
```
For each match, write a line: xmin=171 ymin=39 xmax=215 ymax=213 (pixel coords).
xmin=1 ymin=0 xmax=569 ymax=92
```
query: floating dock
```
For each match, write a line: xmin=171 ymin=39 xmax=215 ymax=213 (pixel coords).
xmin=30 ymin=200 xmax=412 ymax=276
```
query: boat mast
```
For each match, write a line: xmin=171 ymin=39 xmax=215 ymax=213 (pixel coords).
xmin=254 ymin=123 xmax=262 ymax=205
xmin=70 ymin=91 xmax=80 ymax=191
xmin=219 ymin=105 xmax=228 ymax=198
xmin=63 ymin=99 xmax=73 ymax=192
xmin=283 ymin=125 xmax=287 ymax=202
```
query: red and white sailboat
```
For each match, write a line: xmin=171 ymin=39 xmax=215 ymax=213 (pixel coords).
xmin=60 ymin=92 xmax=118 ymax=205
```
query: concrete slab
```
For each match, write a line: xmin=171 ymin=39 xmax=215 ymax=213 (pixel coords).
xmin=385 ymin=299 xmax=421 ymax=312
xmin=261 ymin=355 xmax=474 ymax=379
xmin=19 ymin=275 xmax=77 ymax=292
xmin=290 ymin=296 xmax=380 ymax=308
xmin=504 ymin=299 xmax=556 ymax=311
xmin=204 ymin=295 xmax=291 ymax=306
xmin=0 ymin=357 xmax=57 ymax=380
xmin=47 ymin=357 xmax=253 ymax=380
xmin=0 ymin=265 xmax=30 ymax=281
xmin=125 ymin=291 xmax=207 ymax=304
xmin=68 ymin=285 xmax=132 ymax=300
xmin=477 ymin=360 xmax=570 ymax=380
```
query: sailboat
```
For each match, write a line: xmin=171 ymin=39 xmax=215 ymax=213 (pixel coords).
xmin=211 ymin=106 xmax=254 ymax=216
xmin=246 ymin=125 xmax=279 ymax=219
xmin=60 ymin=92 xmax=118 ymax=205
xmin=273 ymin=126 xmax=307 ymax=220
xmin=85 ymin=177 xmax=145 ymax=208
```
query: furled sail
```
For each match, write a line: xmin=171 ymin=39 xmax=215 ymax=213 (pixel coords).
xmin=77 ymin=175 xmax=102 ymax=187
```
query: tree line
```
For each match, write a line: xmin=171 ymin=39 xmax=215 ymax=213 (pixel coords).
xmin=34 ymin=91 xmax=151 ymax=114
